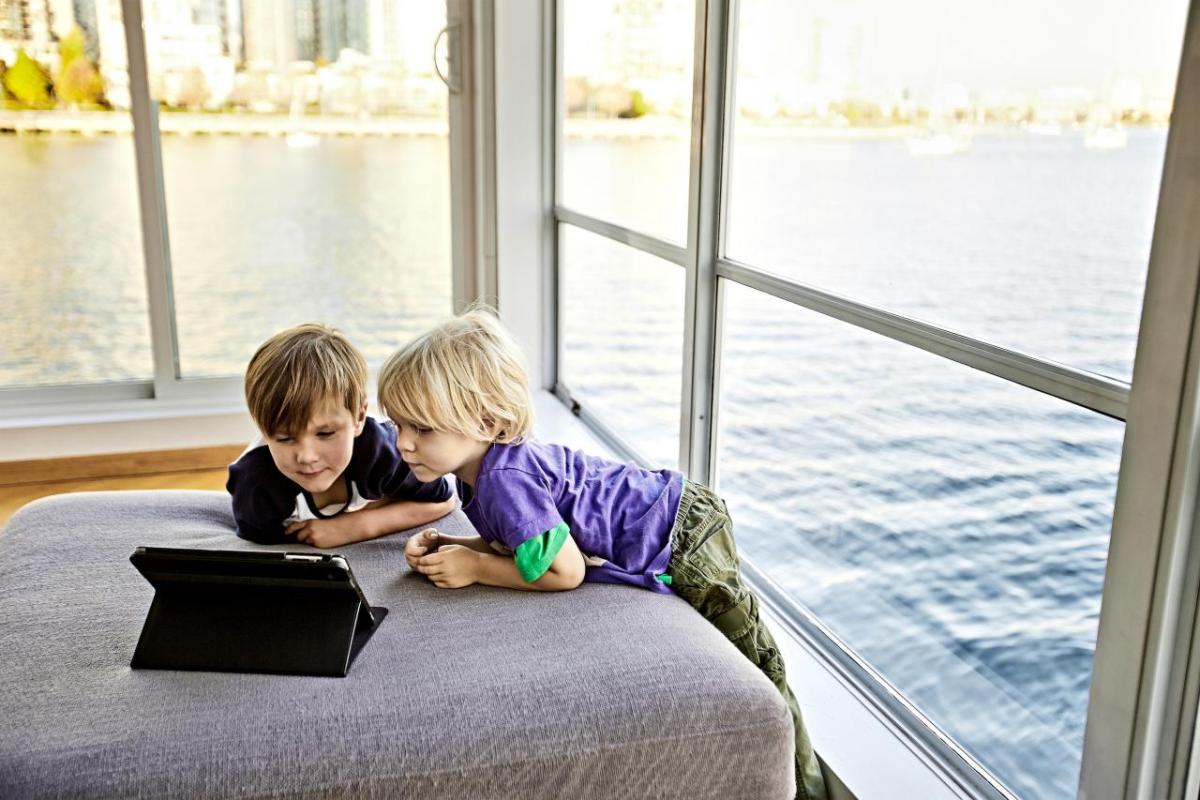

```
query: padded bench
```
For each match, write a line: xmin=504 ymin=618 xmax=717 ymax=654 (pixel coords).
xmin=0 ymin=490 xmax=794 ymax=799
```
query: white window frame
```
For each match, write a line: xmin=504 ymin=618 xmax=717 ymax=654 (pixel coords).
xmin=548 ymin=0 xmax=1200 ymax=797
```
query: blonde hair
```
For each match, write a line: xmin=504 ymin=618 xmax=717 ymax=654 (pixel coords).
xmin=378 ymin=308 xmax=533 ymax=444
xmin=244 ymin=323 xmax=367 ymax=437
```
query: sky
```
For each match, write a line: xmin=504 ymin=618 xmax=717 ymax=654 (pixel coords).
xmin=564 ymin=0 xmax=1191 ymax=100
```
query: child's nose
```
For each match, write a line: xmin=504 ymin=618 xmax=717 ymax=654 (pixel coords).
xmin=296 ymin=440 xmax=319 ymax=463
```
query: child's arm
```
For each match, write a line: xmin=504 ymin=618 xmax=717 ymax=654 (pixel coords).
xmin=227 ymin=454 xmax=298 ymax=544
xmin=288 ymin=497 xmax=456 ymax=548
xmin=414 ymin=532 xmax=586 ymax=592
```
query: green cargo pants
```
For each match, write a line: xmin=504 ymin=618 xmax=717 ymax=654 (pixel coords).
xmin=665 ymin=479 xmax=828 ymax=800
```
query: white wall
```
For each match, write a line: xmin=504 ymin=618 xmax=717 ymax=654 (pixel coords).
xmin=492 ymin=0 xmax=550 ymax=388
xmin=0 ymin=406 xmax=255 ymax=461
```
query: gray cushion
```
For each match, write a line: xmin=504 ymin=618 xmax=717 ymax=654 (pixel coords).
xmin=0 ymin=491 xmax=793 ymax=799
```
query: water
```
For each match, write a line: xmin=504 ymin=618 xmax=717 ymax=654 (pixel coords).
xmin=1 ymin=129 xmax=1167 ymax=799
xmin=560 ymin=128 xmax=1165 ymax=799
xmin=0 ymin=134 xmax=453 ymax=385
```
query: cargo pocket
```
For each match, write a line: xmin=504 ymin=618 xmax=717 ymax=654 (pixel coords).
xmin=680 ymin=508 xmax=727 ymax=559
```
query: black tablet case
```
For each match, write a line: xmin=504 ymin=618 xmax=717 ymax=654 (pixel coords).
xmin=130 ymin=548 xmax=388 ymax=677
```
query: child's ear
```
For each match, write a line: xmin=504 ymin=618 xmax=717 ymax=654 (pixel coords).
xmin=353 ymin=401 xmax=368 ymax=436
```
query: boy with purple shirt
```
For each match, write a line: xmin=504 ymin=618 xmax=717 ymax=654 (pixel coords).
xmin=376 ymin=310 xmax=827 ymax=800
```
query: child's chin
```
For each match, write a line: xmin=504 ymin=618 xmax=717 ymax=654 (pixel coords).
xmin=294 ymin=472 xmax=335 ymax=491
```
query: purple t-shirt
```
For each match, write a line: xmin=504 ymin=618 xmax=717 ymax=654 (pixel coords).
xmin=458 ymin=440 xmax=684 ymax=593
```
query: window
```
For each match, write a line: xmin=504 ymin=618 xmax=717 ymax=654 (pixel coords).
xmin=554 ymin=0 xmax=696 ymax=465
xmin=559 ymin=0 xmax=694 ymax=244
xmin=140 ymin=0 xmax=454 ymax=378
xmin=718 ymin=283 xmax=1123 ymax=798
xmin=553 ymin=0 xmax=1196 ymax=796
xmin=0 ymin=2 xmax=153 ymax=388
xmin=559 ymin=224 xmax=684 ymax=467
xmin=1 ymin=0 xmax=468 ymax=402
xmin=726 ymin=0 xmax=1185 ymax=384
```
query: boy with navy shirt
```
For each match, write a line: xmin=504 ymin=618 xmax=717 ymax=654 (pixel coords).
xmin=227 ymin=323 xmax=454 ymax=547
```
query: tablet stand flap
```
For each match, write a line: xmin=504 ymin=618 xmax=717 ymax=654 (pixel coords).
xmin=131 ymin=583 xmax=383 ymax=677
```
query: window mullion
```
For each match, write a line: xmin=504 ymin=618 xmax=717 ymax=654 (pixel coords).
xmin=718 ymin=257 xmax=1131 ymax=421
xmin=447 ymin=0 xmax=492 ymax=312
xmin=554 ymin=208 xmax=688 ymax=266
xmin=1080 ymin=3 xmax=1200 ymax=796
xmin=679 ymin=0 xmax=730 ymax=483
xmin=120 ymin=0 xmax=181 ymax=397
xmin=540 ymin=0 xmax=559 ymax=391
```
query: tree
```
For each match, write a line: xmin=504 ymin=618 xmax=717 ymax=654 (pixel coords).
xmin=3 ymin=50 xmax=54 ymax=109
xmin=175 ymin=67 xmax=210 ymax=109
xmin=60 ymin=24 xmax=87 ymax=65
xmin=617 ymin=89 xmax=649 ymax=119
xmin=56 ymin=25 xmax=107 ymax=107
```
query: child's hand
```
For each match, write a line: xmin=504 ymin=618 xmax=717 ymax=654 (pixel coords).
xmin=404 ymin=528 xmax=440 ymax=570
xmin=415 ymin=544 xmax=479 ymax=589
xmin=286 ymin=517 xmax=359 ymax=548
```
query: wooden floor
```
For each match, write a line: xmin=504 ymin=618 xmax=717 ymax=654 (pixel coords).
xmin=0 ymin=469 xmax=228 ymax=529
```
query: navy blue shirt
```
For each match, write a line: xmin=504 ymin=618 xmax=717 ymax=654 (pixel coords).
xmin=226 ymin=416 xmax=452 ymax=544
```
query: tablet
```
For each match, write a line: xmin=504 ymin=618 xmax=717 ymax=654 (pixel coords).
xmin=130 ymin=547 xmax=388 ymax=677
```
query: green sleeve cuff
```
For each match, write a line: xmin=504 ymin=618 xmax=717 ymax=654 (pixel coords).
xmin=514 ymin=521 xmax=570 ymax=582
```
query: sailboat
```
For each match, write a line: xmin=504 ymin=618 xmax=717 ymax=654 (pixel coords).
xmin=905 ymin=28 xmax=972 ymax=157
xmin=1083 ymin=123 xmax=1129 ymax=150
xmin=1084 ymin=102 xmax=1128 ymax=150
xmin=285 ymin=85 xmax=319 ymax=149
xmin=905 ymin=127 xmax=972 ymax=156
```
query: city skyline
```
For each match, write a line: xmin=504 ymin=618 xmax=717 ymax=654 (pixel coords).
xmin=2 ymin=0 xmax=1189 ymax=123
xmin=1 ymin=0 xmax=445 ymax=73
xmin=1 ymin=0 xmax=449 ymax=114
xmin=565 ymin=0 xmax=1188 ymax=119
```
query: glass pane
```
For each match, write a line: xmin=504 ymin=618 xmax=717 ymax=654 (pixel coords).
xmin=138 ymin=0 xmax=453 ymax=377
xmin=560 ymin=225 xmax=683 ymax=468
xmin=561 ymin=0 xmax=694 ymax=243
xmin=727 ymin=0 xmax=1189 ymax=382
xmin=0 ymin=5 xmax=152 ymax=387
xmin=717 ymin=283 xmax=1123 ymax=798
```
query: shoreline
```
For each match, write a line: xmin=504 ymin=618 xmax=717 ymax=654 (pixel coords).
xmin=0 ymin=109 xmax=449 ymax=137
xmin=0 ymin=109 xmax=1169 ymax=140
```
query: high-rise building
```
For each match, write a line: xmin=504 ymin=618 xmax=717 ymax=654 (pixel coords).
xmin=186 ymin=0 xmax=242 ymax=61
xmin=48 ymin=0 xmax=73 ymax=36
xmin=1 ymin=0 xmax=58 ymax=61
xmin=0 ymin=0 xmax=23 ymax=42
xmin=294 ymin=0 xmax=314 ymax=60
xmin=92 ymin=0 xmax=124 ymax=72
xmin=344 ymin=0 xmax=365 ymax=54
xmin=367 ymin=0 xmax=443 ymax=74
xmin=297 ymin=0 xmax=367 ymax=64
xmin=241 ymin=0 xmax=293 ymax=69
xmin=72 ymin=0 xmax=99 ymax=59
xmin=366 ymin=0 xmax=401 ymax=63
